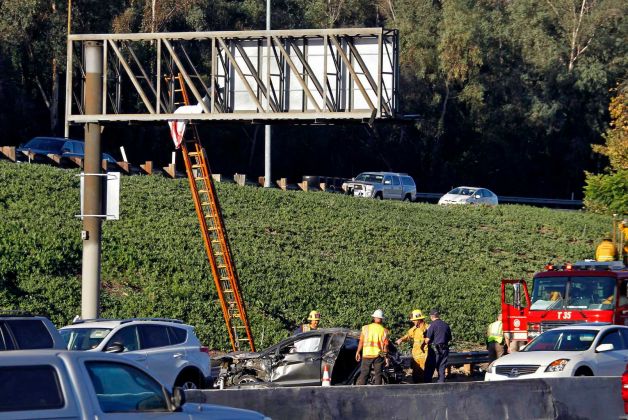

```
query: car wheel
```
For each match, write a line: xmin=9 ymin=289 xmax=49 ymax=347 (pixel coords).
xmin=403 ymin=194 xmax=412 ymax=202
xmin=236 ymin=374 xmax=261 ymax=385
xmin=374 ymin=193 xmax=383 ymax=200
xmin=574 ymin=367 xmax=593 ymax=376
xmin=175 ymin=372 xmax=202 ymax=390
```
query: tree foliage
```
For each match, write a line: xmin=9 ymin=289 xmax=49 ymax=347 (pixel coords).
xmin=584 ymin=83 xmax=628 ymax=214
xmin=0 ymin=0 xmax=626 ymax=198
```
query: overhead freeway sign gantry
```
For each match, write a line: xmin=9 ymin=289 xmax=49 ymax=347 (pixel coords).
xmin=66 ymin=27 xmax=400 ymax=352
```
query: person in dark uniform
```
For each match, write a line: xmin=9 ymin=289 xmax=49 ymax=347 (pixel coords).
xmin=422 ymin=308 xmax=452 ymax=383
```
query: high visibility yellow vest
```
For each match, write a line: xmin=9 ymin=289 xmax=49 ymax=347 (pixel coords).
xmin=487 ymin=320 xmax=504 ymax=344
xmin=362 ymin=323 xmax=388 ymax=358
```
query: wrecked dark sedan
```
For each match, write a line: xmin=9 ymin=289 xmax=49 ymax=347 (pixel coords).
xmin=214 ymin=328 xmax=403 ymax=388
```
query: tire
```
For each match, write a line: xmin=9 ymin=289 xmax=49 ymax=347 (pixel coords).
xmin=374 ymin=193 xmax=383 ymax=200
xmin=174 ymin=371 xmax=202 ymax=390
xmin=403 ymin=194 xmax=412 ymax=202
xmin=236 ymin=374 xmax=261 ymax=385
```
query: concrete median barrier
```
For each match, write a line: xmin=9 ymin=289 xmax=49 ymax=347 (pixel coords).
xmin=187 ymin=377 xmax=622 ymax=420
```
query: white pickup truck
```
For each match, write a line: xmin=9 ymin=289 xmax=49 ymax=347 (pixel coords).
xmin=0 ymin=349 xmax=269 ymax=419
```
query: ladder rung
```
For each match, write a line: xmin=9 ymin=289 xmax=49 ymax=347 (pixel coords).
xmin=188 ymin=152 xmax=201 ymax=156
xmin=238 ymin=338 xmax=250 ymax=341
xmin=191 ymin=164 xmax=203 ymax=169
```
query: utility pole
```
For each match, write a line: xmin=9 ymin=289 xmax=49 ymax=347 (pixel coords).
xmin=264 ymin=0 xmax=272 ymax=188
xmin=81 ymin=41 xmax=103 ymax=319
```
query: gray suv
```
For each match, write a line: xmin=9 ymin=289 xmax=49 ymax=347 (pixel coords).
xmin=342 ymin=172 xmax=416 ymax=201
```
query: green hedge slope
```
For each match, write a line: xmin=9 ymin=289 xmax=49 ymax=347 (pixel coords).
xmin=0 ymin=161 xmax=609 ymax=349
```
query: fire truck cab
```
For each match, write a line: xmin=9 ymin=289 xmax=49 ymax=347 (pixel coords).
xmin=502 ymin=261 xmax=628 ymax=350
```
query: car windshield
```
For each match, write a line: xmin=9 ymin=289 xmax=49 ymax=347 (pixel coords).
xmin=448 ymin=187 xmax=476 ymax=196
xmin=23 ymin=138 xmax=65 ymax=152
xmin=60 ymin=328 xmax=112 ymax=350
xmin=355 ymin=173 xmax=384 ymax=183
xmin=523 ymin=329 xmax=598 ymax=352
xmin=530 ymin=276 xmax=616 ymax=310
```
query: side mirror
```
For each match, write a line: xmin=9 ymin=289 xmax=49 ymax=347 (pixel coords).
xmin=104 ymin=342 xmax=124 ymax=353
xmin=595 ymin=343 xmax=614 ymax=352
xmin=475 ymin=194 xmax=481 ymax=199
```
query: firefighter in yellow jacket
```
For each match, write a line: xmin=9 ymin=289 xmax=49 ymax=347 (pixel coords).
xmin=355 ymin=309 xmax=389 ymax=385
xmin=293 ymin=310 xmax=321 ymax=335
xmin=396 ymin=309 xmax=428 ymax=383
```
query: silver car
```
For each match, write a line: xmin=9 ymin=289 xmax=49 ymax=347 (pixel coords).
xmin=438 ymin=186 xmax=498 ymax=206
xmin=342 ymin=172 xmax=416 ymax=201
xmin=60 ymin=318 xmax=212 ymax=390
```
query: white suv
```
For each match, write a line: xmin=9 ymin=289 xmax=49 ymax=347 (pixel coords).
xmin=60 ymin=318 xmax=211 ymax=390
xmin=342 ymin=172 xmax=416 ymax=201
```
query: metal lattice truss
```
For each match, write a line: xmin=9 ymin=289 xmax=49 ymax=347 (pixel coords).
xmin=65 ymin=28 xmax=399 ymax=124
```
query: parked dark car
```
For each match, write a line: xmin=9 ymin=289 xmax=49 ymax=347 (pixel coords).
xmin=17 ymin=136 xmax=117 ymax=164
xmin=0 ymin=312 xmax=66 ymax=351
xmin=214 ymin=328 xmax=404 ymax=388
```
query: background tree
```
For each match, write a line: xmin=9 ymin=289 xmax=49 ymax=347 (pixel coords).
xmin=0 ymin=0 xmax=626 ymax=201
xmin=584 ymin=83 xmax=628 ymax=214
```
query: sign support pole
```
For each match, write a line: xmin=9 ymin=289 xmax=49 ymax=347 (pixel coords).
xmin=81 ymin=41 xmax=103 ymax=319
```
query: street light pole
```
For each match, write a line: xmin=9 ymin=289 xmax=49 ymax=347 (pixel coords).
xmin=264 ymin=0 xmax=272 ymax=188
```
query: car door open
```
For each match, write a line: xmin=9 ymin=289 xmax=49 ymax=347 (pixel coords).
xmin=270 ymin=335 xmax=323 ymax=386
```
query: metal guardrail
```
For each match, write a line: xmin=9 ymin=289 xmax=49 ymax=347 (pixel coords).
xmin=446 ymin=350 xmax=490 ymax=367
xmin=400 ymin=350 xmax=490 ymax=368
xmin=0 ymin=153 xmax=585 ymax=209
xmin=415 ymin=192 xmax=583 ymax=208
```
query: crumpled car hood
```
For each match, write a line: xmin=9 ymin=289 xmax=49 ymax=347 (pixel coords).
xmin=216 ymin=351 xmax=261 ymax=362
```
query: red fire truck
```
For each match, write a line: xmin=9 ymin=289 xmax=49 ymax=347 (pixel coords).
xmin=502 ymin=260 xmax=628 ymax=350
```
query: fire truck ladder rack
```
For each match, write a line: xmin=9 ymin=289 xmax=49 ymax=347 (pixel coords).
xmin=173 ymin=74 xmax=255 ymax=352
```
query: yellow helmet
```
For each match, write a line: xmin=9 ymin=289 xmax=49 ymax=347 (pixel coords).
xmin=307 ymin=310 xmax=321 ymax=321
xmin=410 ymin=309 xmax=425 ymax=321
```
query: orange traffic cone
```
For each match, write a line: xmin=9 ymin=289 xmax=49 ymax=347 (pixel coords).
xmin=322 ymin=364 xmax=331 ymax=386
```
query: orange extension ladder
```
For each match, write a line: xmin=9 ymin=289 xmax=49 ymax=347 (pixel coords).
xmin=170 ymin=74 xmax=255 ymax=352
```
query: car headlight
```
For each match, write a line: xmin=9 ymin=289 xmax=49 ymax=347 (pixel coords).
xmin=545 ymin=359 xmax=570 ymax=372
